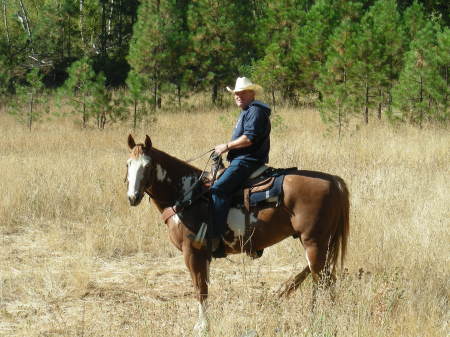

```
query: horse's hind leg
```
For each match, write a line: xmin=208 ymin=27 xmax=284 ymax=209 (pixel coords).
xmin=304 ymin=239 xmax=337 ymax=306
xmin=277 ymin=265 xmax=311 ymax=298
xmin=276 ymin=239 xmax=333 ymax=298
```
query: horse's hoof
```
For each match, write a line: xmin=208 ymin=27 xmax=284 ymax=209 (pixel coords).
xmin=193 ymin=321 xmax=209 ymax=337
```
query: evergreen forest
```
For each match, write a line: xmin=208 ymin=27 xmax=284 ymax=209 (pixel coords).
xmin=0 ymin=0 xmax=449 ymax=129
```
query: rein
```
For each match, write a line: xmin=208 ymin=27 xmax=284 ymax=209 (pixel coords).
xmin=154 ymin=151 xmax=222 ymax=224
xmin=185 ymin=148 xmax=215 ymax=163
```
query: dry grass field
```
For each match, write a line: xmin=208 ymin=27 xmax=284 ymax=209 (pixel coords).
xmin=0 ymin=101 xmax=449 ymax=337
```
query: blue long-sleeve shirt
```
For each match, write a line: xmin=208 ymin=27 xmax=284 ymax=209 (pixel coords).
xmin=226 ymin=100 xmax=271 ymax=164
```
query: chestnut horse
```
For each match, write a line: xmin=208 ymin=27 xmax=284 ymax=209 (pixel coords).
xmin=125 ymin=135 xmax=349 ymax=336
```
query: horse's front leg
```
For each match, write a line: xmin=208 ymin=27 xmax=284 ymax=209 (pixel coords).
xmin=183 ymin=241 xmax=210 ymax=337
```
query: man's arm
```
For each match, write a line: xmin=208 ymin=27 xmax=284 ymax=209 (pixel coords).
xmin=214 ymin=135 xmax=252 ymax=155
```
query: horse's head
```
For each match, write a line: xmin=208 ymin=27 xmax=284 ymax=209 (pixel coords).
xmin=126 ymin=134 xmax=153 ymax=206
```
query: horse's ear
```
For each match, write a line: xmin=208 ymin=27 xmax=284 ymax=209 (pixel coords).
xmin=128 ymin=134 xmax=136 ymax=150
xmin=144 ymin=135 xmax=152 ymax=149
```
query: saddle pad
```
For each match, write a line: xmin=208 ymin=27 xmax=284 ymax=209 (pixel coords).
xmin=249 ymin=174 xmax=284 ymax=206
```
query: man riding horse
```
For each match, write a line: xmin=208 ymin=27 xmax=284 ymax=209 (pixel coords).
xmin=125 ymin=88 xmax=349 ymax=335
xmin=210 ymin=77 xmax=271 ymax=257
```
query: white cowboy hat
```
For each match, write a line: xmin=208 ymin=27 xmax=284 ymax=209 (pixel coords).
xmin=226 ymin=77 xmax=263 ymax=94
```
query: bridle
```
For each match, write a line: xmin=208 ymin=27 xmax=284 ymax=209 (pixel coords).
xmin=124 ymin=149 xmax=164 ymax=205
xmin=125 ymin=148 xmax=222 ymax=210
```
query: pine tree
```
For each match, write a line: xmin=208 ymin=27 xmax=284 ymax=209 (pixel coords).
xmin=0 ymin=54 xmax=10 ymax=96
xmin=59 ymin=56 xmax=97 ymax=127
xmin=90 ymin=71 xmax=127 ymax=129
xmin=435 ymin=27 xmax=450 ymax=120
xmin=402 ymin=0 xmax=427 ymax=45
xmin=346 ymin=0 xmax=405 ymax=124
xmin=33 ymin=0 xmax=81 ymax=64
xmin=164 ymin=0 xmax=190 ymax=105
xmin=124 ymin=69 xmax=149 ymax=129
xmin=253 ymin=0 xmax=307 ymax=103
xmin=187 ymin=0 xmax=258 ymax=105
xmin=8 ymin=68 xmax=47 ymax=131
xmin=252 ymin=43 xmax=288 ymax=109
xmin=392 ymin=21 xmax=448 ymax=125
xmin=293 ymin=0 xmax=363 ymax=98
xmin=90 ymin=71 xmax=109 ymax=129
xmin=0 ymin=0 xmax=33 ymax=79
xmin=316 ymin=18 xmax=358 ymax=136
xmin=127 ymin=0 xmax=170 ymax=109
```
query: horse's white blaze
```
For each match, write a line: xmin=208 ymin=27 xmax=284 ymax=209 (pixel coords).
xmin=156 ymin=164 xmax=167 ymax=182
xmin=127 ymin=155 xmax=151 ymax=197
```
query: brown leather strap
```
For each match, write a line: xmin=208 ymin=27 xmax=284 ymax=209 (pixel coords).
xmin=243 ymin=188 xmax=250 ymax=212
xmin=250 ymin=177 xmax=275 ymax=193
xmin=243 ymin=187 xmax=250 ymax=229
xmin=162 ymin=206 xmax=177 ymax=224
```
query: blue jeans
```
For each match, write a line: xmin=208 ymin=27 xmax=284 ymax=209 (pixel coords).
xmin=210 ymin=159 xmax=261 ymax=238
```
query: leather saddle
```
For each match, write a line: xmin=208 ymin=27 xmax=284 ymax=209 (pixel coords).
xmin=204 ymin=163 xmax=272 ymax=189
xmin=162 ymin=159 xmax=295 ymax=259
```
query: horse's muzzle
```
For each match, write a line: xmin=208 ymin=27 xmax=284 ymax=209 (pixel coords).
xmin=128 ymin=193 xmax=143 ymax=206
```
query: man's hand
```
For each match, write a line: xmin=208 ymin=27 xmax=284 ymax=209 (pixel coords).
xmin=214 ymin=135 xmax=253 ymax=156
xmin=214 ymin=143 xmax=228 ymax=155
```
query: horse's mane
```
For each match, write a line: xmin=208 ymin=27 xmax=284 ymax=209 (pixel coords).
xmin=150 ymin=146 xmax=203 ymax=176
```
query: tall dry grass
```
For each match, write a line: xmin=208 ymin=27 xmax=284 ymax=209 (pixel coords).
xmin=0 ymin=102 xmax=448 ymax=337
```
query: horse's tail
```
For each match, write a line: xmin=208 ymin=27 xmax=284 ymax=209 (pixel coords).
xmin=328 ymin=175 xmax=350 ymax=273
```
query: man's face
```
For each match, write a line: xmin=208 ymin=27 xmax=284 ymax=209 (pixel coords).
xmin=234 ymin=90 xmax=255 ymax=109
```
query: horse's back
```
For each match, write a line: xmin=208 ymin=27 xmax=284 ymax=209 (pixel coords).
xmin=282 ymin=170 xmax=344 ymax=207
xmin=282 ymin=169 xmax=348 ymax=235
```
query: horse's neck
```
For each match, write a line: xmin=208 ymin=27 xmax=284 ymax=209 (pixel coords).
xmin=148 ymin=148 xmax=201 ymax=212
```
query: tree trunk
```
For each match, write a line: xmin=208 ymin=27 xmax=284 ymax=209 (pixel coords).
xmin=17 ymin=0 xmax=34 ymax=57
xmin=377 ymin=89 xmax=382 ymax=120
xmin=79 ymin=0 xmax=85 ymax=47
xmin=101 ymin=0 xmax=107 ymax=59
xmin=117 ymin=0 xmax=123 ymax=46
xmin=82 ymin=94 xmax=87 ymax=128
xmin=177 ymin=84 xmax=181 ymax=107
xmin=153 ymin=78 xmax=157 ymax=109
xmin=444 ymin=64 xmax=449 ymax=115
xmin=418 ymin=75 xmax=424 ymax=128
xmin=100 ymin=111 xmax=106 ymax=129
xmin=108 ymin=0 xmax=114 ymax=36
xmin=157 ymin=82 xmax=161 ymax=108
xmin=271 ymin=89 xmax=276 ymax=112
xmin=28 ymin=91 xmax=33 ymax=131
xmin=338 ymin=103 xmax=342 ymax=140
xmin=133 ymin=99 xmax=137 ymax=129
xmin=387 ymin=87 xmax=392 ymax=116
xmin=364 ymin=81 xmax=369 ymax=124
xmin=2 ymin=0 xmax=10 ymax=45
xmin=17 ymin=0 xmax=31 ymax=39
xmin=60 ymin=12 xmax=64 ymax=60
xmin=211 ymin=83 xmax=218 ymax=105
